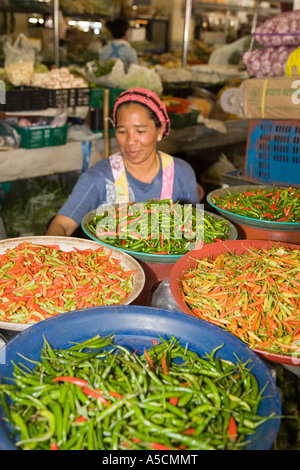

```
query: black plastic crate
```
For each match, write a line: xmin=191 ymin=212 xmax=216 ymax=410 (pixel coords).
xmin=0 ymin=87 xmax=50 ymax=112
xmin=162 ymin=81 xmax=193 ymax=98
xmin=48 ymin=88 xmax=91 ymax=108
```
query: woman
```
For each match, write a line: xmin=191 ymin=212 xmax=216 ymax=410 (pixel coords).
xmin=46 ymin=88 xmax=199 ymax=237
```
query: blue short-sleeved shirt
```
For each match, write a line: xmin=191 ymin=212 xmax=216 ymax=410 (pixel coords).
xmin=58 ymin=153 xmax=199 ymax=225
xmin=99 ymin=40 xmax=138 ymax=72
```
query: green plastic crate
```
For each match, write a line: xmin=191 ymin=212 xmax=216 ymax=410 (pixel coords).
xmin=168 ymin=109 xmax=199 ymax=129
xmin=14 ymin=125 xmax=69 ymax=149
xmin=90 ymin=88 xmax=125 ymax=109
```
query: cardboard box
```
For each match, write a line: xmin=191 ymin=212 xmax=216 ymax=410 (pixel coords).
xmin=240 ymin=77 xmax=300 ymax=119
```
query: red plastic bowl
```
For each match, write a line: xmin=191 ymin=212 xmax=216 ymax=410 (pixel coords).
xmin=169 ymin=239 xmax=300 ymax=366
xmin=164 ymin=97 xmax=191 ymax=114
xmin=233 ymin=222 xmax=300 ymax=244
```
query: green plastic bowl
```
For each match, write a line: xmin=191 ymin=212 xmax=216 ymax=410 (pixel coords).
xmin=81 ymin=206 xmax=237 ymax=264
xmin=207 ymin=185 xmax=300 ymax=231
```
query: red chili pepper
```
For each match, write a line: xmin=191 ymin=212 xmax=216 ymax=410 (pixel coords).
xmin=228 ymin=415 xmax=237 ymax=441
xmin=169 ymin=397 xmax=179 ymax=406
xmin=129 ymin=231 xmax=142 ymax=239
xmin=111 ymin=391 xmax=125 ymax=399
xmin=272 ymin=190 xmax=280 ymax=200
xmin=151 ymin=442 xmax=172 ymax=450
xmin=161 ymin=352 xmax=169 ymax=375
xmin=160 ymin=232 xmax=164 ymax=247
xmin=50 ymin=443 xmax=59 ymax=450
xmin=144 ymin=348 xmax=154 ymax=368
xmin=75 ymin=416 xmax=87 ymax=423
xmin=182 ymin=428 xmax=196 ymax=435
xmin=284 ymin=204 xmax=293 ymax=216
xmin=96 ymin=230 xmax=118 ymax=237
xmin=82 ymin=386 xmax=111 ymax=407
xmin=52 ymin=376 xmax=88 ymax=387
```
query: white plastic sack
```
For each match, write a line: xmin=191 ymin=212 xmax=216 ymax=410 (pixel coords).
xmin=119 ymin=64 xmax=163 ymax=95
xmin=208 ymin=36 xmax=250 ymax=65
xmin=85 ymin=59 xmax=125 ymax=88
xmin=4 ymin=34 xmax=34 ymax=86
xmin=157 ymin=66 xmax=192 ymax=83
xmin=67 ymin=124 xmax=102 ymax=142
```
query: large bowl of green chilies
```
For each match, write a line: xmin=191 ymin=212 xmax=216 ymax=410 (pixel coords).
xmin=81 ymin=199 xmax=237 ymax=264
xmin=207 ymin=185 xmax=300 ymax=231
xmin=0 ymin=305 xmax=281 ymax=450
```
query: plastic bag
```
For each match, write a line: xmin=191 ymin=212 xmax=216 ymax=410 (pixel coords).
xmin=67 ymin=124 xmax=102 ymax=142
xmin=0 ymin=176 xmax=70 ymax=238
xmin=0 ymin=121 xmax=21 ymax=149
xmin=157 ymin=66 xmax=192 ymax=83
xmin=119 ymin=64 xmax=163 ymax=95
xmin=4 ymin=34 xmax=35 ymax=86
xmin=85 ymin=59 xmax=125 ymax=88
xmin=208 ymin=36 xmax=250 ymax=65
xmin=201 ymin=153 xmax=236 ymax=182
xmin=150 ymin=278 xmax=183 ymax=313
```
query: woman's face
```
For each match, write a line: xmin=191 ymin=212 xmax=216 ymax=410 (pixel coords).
xmin=115 ymin=103 xmax=163 ymax=165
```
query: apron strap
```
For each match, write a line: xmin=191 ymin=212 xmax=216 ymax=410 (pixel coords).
xmin=109 ymin=153 xmax=129 ymax=204
xmin=160 ymin=152 xmax=174 ymax=200
xmin=109 ymin=152 xmax=174 ymax=203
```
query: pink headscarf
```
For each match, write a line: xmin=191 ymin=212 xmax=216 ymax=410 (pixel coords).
xmin=112 ymin=87 xmax=171 ymax=139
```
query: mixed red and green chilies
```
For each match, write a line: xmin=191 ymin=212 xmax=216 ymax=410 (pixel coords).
xmin=0 ymin=334 xmax=275 ymax=450
xmin=86 ymin=199 xmax=231 ymax=255
xmin=181 ymin=244 xmax=300 ymax=356
xmin=0 ymin=242 xmax=136 ymax=324
xmin=211 ymin=186 xmax=300 ymax=223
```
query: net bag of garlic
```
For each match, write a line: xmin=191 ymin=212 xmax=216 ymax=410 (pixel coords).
xmin=242 ymin=10 xmax=300 ymax=78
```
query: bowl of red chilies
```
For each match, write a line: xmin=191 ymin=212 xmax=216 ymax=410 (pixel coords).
xmin=207 ymin=185 xmax=300 ymax=243
xmin=0 ymin=236 xmax=145 ymax=332
xmin=170 ymin=239 xmax=300 ymax=366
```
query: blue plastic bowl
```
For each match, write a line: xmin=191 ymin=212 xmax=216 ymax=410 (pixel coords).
xmin=0 ymin=306 xmax=281 ymax=450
